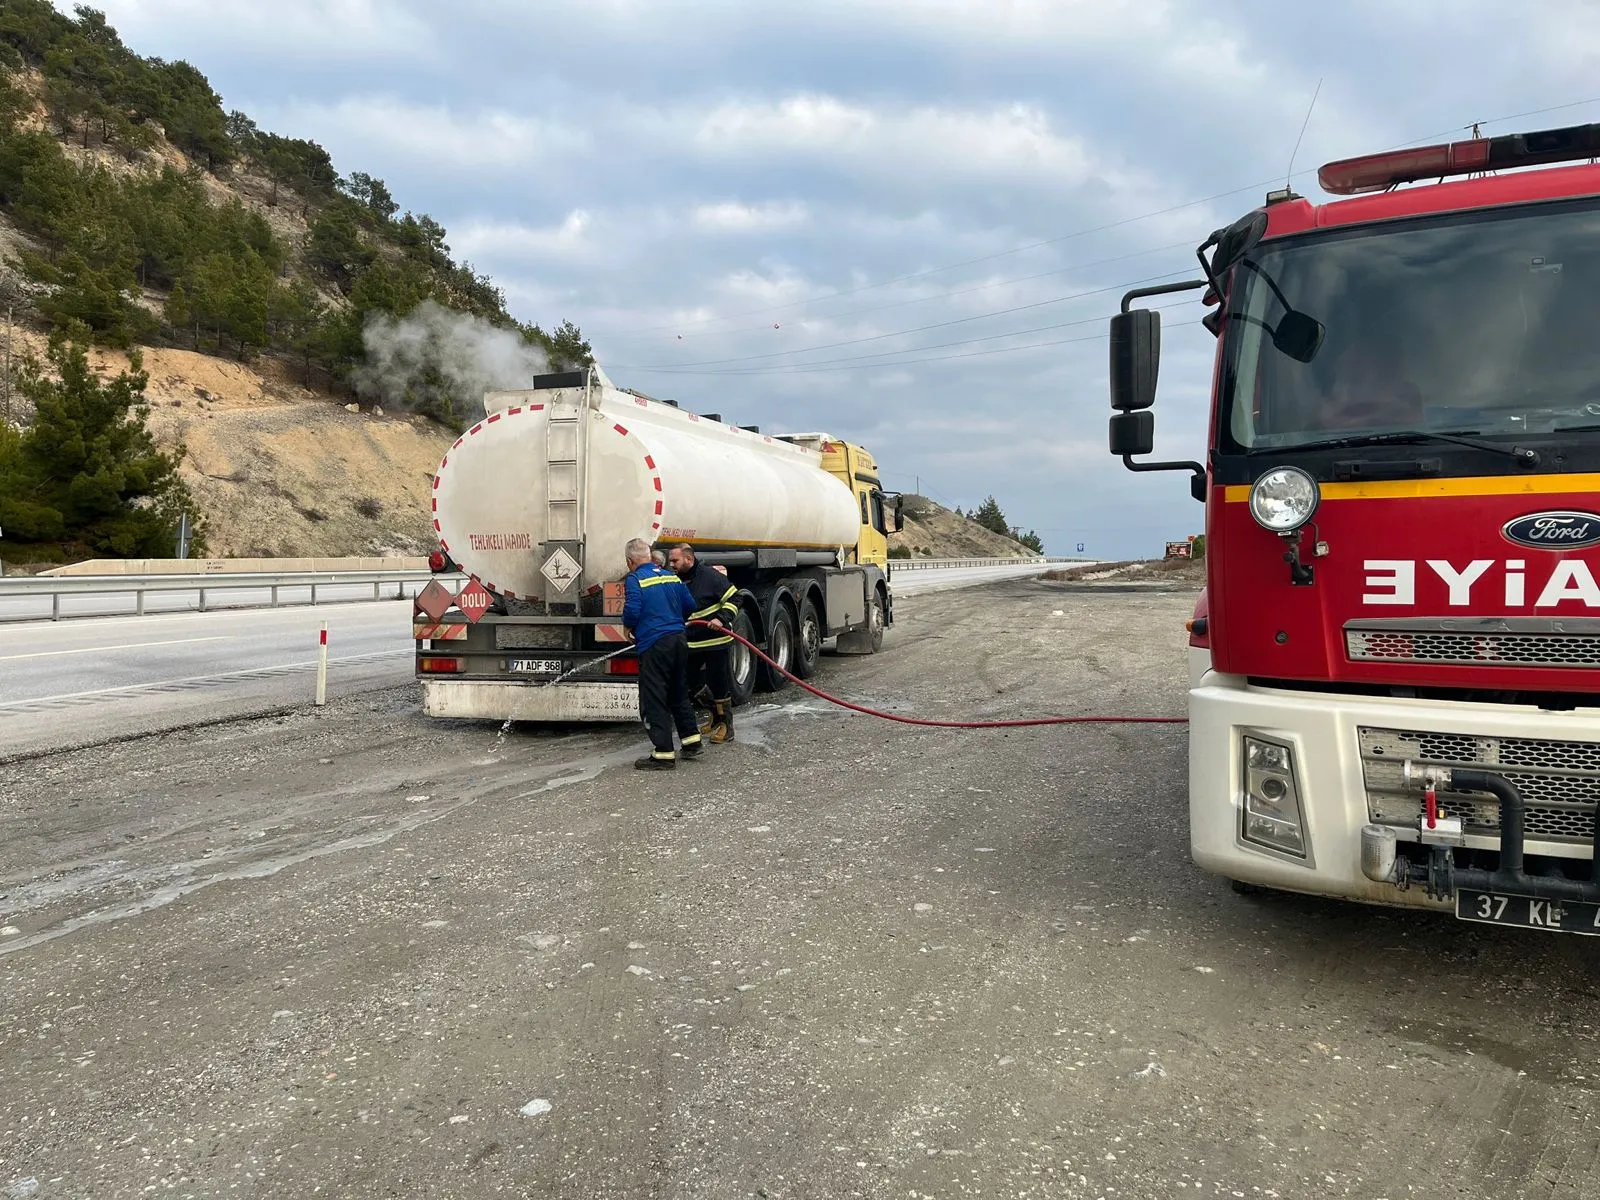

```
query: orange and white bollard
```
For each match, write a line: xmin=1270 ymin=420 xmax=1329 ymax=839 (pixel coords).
xmin=316 ymin=622 xmax=328 ymax=706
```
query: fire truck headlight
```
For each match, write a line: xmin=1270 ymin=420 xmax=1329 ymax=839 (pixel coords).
xmin=1241 ymin=734 xmax=1307 ymax=858
xmin=1248 ymin=467 xmax=1320 ymax=533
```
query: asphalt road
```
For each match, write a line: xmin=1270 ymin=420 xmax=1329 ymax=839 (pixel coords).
xmin=0 ymin=561 xmax=1067 ymax=761
xmin=4 ymin=575 xmax=1597 ymax=1200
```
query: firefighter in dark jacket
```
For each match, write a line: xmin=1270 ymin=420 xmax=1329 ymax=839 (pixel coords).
xmin=621 ymin=537 xmax=703 ymax=770
xmin=669 ymin=542 xmax=739 ymax=743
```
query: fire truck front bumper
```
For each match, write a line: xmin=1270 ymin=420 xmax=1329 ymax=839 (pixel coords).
xmin=1189 ymin=665 xmax=1600 ymax=926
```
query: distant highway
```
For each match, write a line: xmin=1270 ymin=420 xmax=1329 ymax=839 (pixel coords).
xmin=0 ymin=559 xmax=1072 ymax=759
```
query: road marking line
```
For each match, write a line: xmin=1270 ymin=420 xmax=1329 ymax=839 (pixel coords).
xmin=0 ymin=636 xmax=229 ymax=661
xmin=0 ymin=650 xmax=411 ymax=709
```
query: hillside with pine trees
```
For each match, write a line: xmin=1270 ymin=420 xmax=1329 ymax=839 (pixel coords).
xmin=0 ymin=1 xmax=592 ymax=564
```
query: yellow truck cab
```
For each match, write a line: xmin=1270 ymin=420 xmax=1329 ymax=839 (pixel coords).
xmin=817 ymin=438 xmax=896 ymax=568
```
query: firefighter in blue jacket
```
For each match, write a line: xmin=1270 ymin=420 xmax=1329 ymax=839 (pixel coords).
xmin=621 ymin=537 xmax=703 ymax=769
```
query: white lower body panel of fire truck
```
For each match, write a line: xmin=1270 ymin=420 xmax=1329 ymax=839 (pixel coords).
xmin=1188 ymin=648 xmax=1600 ymax=931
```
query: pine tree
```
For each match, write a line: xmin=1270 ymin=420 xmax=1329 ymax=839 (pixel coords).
xmin=163 ymin=279 xmax=190 ymax=342
xmin=972 ymin=495 xmax=1009 ymax=535
xmin=0 ymin=329 xmax=202 ymax=557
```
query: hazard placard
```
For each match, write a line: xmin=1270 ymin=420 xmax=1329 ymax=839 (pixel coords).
xmin=457 ymin=579 xmax=493 ymax=623
xmin=540 ymin=547 xmax=581 ymax=593
xmin=415 ymin=579 xmax=453 ymax=621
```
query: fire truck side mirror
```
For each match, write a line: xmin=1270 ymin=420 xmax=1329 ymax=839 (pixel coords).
xmin=1109 ymin=411 xmax=1154 ymax=457
xmin=1109 ymin=308 xmax=1161 ymax=412
xmin=1273 ymin=310 xmax=1325 ymax=363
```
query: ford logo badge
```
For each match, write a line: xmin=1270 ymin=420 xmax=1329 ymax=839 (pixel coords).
xmin=1502 ymin=510 xmax=1600 ymax=550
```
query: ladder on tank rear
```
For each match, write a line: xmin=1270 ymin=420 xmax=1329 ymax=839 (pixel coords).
xmin=540 ymin=383 xmax=587 ymax=610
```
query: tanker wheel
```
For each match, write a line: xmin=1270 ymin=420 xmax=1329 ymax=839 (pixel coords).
xmin=728 ymin=607 xmax=757 ymax=707
xmin=862 ymin=592 xmax=885 ymax=653
xmin=793 ymin=595 xmax=822 ymax=679
xmin=759 ymin=606 xmax=796 ymax=693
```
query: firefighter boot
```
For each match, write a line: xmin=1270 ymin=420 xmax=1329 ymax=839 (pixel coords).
xmin=709 ymin=699 xmax=735 ymax=744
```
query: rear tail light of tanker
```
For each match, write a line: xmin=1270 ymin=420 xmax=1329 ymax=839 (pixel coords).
xmin=418 ymin=656 xmax=465 ymax=674
xmin=1241 ymin=735 xmax=1308 ymax=858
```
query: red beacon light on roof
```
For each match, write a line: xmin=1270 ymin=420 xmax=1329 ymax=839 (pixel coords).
xmin=1318 ymin=121 xmax=1600 ymax=196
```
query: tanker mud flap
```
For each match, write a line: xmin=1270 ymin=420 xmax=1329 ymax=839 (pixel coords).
xmin=1360 ymin=763 xmax=1600 ymax=934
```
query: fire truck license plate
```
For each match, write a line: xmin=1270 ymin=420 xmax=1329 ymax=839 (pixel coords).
xmin=1454 ymin=890 xmax=1600 ymax=935
xmin=507 ymin=658 xmax=563 ymax=675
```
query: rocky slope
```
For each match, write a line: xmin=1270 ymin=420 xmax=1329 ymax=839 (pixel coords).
xmin=889 ymin=494 xmax=1039 ymax=560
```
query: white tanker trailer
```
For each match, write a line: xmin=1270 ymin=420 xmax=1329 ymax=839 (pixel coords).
xmin=414 ymin=365 xmax=903 ymax=722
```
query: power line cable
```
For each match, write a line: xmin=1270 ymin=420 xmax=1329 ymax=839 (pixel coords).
xmin=633 ymin=298 xmax=1197 ymax=376
xmin=591 ymin=95 xmax=1600 ymax=340
xmin=613 ymin=268 xmax=1196 ymax=370
xmin=643 ymin=238 xmax=1196 ymax=342
xmin=625 ymin=319 xmax=1205 ymax=376
xmin=608 ymin=95 xmax=1600 ymax=375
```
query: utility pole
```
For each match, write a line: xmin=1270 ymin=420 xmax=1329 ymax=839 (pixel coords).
xmin=3 ymin=306 xmax=11 ymax=426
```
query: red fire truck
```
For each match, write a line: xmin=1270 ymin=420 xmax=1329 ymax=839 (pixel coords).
xmin=1111 ymin=121 xmax=1600 ymax=935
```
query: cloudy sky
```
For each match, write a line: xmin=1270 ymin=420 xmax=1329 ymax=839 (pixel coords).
xmin=75 ymin=0 xmax=1600 ymax=556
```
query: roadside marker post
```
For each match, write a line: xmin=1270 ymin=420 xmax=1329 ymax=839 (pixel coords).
xmin=316 ymin=623 xmax=328 ymax=706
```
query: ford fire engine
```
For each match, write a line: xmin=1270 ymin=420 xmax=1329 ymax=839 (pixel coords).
xmin=1111 ymin=121 xmax=1600 ymax=935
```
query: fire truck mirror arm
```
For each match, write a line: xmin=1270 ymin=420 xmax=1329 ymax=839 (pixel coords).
xmin=1109 ymin=290 xmax=1207 ymax=502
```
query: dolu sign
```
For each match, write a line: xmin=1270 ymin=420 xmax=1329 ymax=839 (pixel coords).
xmin=457 ymin=579 xmax=493 ymax=623
xmin=1502 ymin=511 xmax=1600 ymax=551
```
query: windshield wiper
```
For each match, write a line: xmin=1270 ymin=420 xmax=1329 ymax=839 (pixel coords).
xmin=1269 ymin=430 xmax=1541 ymax=467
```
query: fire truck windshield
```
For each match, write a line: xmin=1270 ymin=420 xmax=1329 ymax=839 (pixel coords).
xmin=1220 ymin=199 xmax=1600 ymax=453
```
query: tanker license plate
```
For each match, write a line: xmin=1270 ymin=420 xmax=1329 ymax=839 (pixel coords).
xmin=508 ymin=658 xmax=563 ymax=675
xmin=1455 ymin=889 xmax=1600 ymax=935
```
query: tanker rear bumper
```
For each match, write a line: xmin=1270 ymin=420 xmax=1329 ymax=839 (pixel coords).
xmin=1189 ymin=667 xmax=1600 ymax=914
xmin=422 ymin=679 xmax=639 ymax=723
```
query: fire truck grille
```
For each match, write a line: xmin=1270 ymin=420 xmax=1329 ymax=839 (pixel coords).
xmin=1347 ymin=628 xmax=1600 ymax=669
xmin=1359 ymin=726 xmax=1600 ymax=845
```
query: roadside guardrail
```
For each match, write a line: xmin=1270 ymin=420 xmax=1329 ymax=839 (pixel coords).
xmin=0 ymin=557 xmax=1079 ymax=622
xmin=889 ymin=556 xmax=1073 ymax=570
xmin=0 ymin=568 xmax=448 ymax=623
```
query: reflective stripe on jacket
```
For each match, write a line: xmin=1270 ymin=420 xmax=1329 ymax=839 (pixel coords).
xmin=622 ymin=563 xmax=696 ymax=653
xmin=682 ymin=561 xmax=739 ymax=649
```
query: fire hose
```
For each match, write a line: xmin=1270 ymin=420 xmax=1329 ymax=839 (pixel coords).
xmin=687 ymin=619 xmax=1187 ymax=729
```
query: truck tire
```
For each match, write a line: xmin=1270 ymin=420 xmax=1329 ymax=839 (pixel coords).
xmin=837 ymin=590 xmax=884 ymax=655
xmin=729 ymin=606 xmax=757 ymax=707
xmin=759 ymin=605 xmax=796 ymax=692
xmin=793 ymin=594 xmax=822 ymax=679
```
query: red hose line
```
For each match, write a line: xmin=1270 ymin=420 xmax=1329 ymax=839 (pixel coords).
xmin=688 ymin=620 xmax=1187 ymax=728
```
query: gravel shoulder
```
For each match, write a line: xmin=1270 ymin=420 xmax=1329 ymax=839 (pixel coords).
xmin=3 ymin=578 xmax=1598 ymax=1200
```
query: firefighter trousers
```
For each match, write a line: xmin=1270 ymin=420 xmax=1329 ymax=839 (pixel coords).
xmin=688 ymin=643 xmax=733 ymax=704
xmin=638 ymin=632 xmax=700 ymax=757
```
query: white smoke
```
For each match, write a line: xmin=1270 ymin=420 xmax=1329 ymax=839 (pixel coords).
xmin=353 ymin=299 xmax=554 ymax=419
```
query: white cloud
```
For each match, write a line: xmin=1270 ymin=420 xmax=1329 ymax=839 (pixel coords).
xmin=75 ymin=0 xmax=435 ymax=62
xmin=453 ymin=211 xmax=595 ymax=264
xmin=692 ymin=200 xmax=810 ymax=233
xmin=694 ymin=96 xmax=1126 ymax=192
xmin=246 ymin=96 xmax=585 ymax=173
